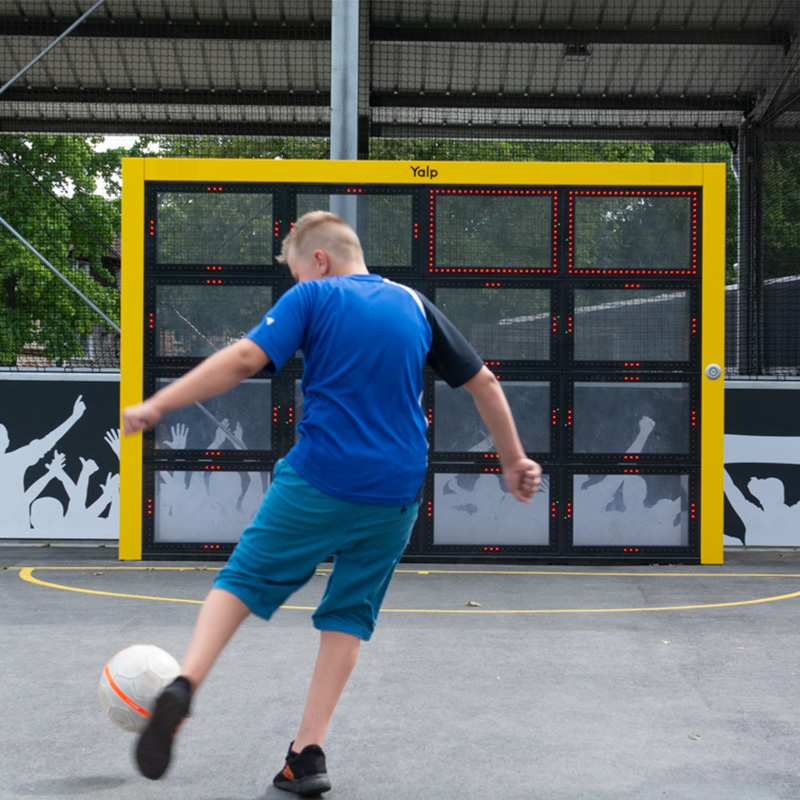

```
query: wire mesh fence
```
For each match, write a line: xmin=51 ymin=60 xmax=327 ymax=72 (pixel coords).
xmin=0 ymin=0 xmax=798 ymax=375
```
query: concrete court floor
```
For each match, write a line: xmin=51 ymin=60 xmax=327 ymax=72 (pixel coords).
xmin=2 ymin=542 xmax=800 ymax=800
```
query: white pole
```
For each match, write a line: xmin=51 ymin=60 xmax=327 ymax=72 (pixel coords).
xmin=329 ymin=0 xmax=360 ymax=230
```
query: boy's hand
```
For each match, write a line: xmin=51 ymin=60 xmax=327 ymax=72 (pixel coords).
xmin=502 ymin=457 xmax=542 ymax=503
xmin=122 ymin=400 xmax=164 ymax=436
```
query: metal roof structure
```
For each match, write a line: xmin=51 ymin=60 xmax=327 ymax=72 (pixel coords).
xmin=2 ymin=0 xmax=800 ymax=143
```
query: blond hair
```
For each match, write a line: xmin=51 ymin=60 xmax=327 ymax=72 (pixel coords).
xmin=277 ymin=210 xmax=364 ymax=265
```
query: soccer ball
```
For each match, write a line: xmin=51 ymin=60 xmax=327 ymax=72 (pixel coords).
xmin=98 ymin=644 xmax=181 ymax=733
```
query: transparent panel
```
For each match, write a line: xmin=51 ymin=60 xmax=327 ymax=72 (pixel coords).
xmin=572 ymin=473 xmax=689 ymax=547
xmin=156 ymin=192 xmax=273 ymax=264
xmin=573 ymin=382 xmax=691 ymax=454
xmin=433 ymin=472 xmax=550 ymax=545
xmin=296 ymin=194 xmax=412 ymax=267
xmin=434 ymin=381 xmax=550 ymax=453
xmin=574 ymin=289 xmax=692 ymax=362
xmin=155 ymin=285 xmax=271 ymax=358
xmin=435 ymin=194 xmax=553 ymax=269
xmin=153 ymin=469 xmax=271 ymax=543
xmin=573 ymin=195 xmax=692 ymax=272
xmin=435 ymin=288 xmax=551 ymax=360
xmin=154 ymin=379 xmax=272 ymax=451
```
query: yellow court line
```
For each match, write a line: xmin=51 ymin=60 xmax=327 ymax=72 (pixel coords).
xmin=10 ymin=565 xmax=800 ymax=578
xmin=20 ymin=568 xmax=203 ymax=605
xmin=16 ymin=567 xmax=800 ymax=615
xmin=18 ymin=567 xmax=316 ymax=610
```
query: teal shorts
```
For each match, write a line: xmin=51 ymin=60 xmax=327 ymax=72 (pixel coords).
xmin=213 ymin=459 xmax=419 ymax=641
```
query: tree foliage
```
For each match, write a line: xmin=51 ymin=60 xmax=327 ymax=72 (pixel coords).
xmin=0 ymin=135 xmax=145 ymax=365
xmin=762 ymin=143 xmax=800 ymax=280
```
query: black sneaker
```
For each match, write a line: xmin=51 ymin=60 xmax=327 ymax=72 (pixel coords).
xmin=135 ymin=676 xmax=191 ymax=780
xmin=273 ymin=742 xmax=332 ymax=796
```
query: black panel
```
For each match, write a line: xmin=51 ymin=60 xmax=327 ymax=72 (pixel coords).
xmin=140 ymin=179 xmax=703 ymax=562
xmin=568 ymin=282 xmax=700 ymax=369
xmin=567 ymin=189 xmax=700 ymax=277
xmin=566 ymin=376 xmax=699 ymax=463
xmin=564 ymin=467 xmax=699 ymax=558
xmin=420 ymin=465 xmax=558 ymax=555
xmin=431 ymin=281 xmax=558 ymax=367
xmin=429 ymin=187 xmax=558 ymax=275
xmin=142 ymin=462 xmax=274 ymax=557
xmin=145 ymin=277 xmax=279 ymax=367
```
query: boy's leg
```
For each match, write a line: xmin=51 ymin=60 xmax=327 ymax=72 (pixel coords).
xmin=292 ymin=630 xmax=361 ymax=752
xmin=180 ymin=587 xmax=251 ymax=689
xmin=136 ymin=587 xmax=250 ymax=780
xmin=273 ymin=631 xmax=359 ymax=796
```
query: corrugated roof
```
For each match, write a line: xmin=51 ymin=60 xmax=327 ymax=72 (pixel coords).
xmin=1 ymin=0 xmax=798 ymax=138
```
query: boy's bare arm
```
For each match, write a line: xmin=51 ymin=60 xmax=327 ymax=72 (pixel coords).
xmin=122 ymin=339 xmax=270 ymax=436
xmin=462 ymin=366 xmax=542 ymax=503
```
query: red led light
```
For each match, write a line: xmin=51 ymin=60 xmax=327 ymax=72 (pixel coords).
xmin=622 ymin=547 xmax=641 ymax=553
xmin=427 ymin=500 xmax=433 ymax=518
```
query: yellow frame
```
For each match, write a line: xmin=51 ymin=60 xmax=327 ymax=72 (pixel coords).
xmin=120 ymin=159 xmax=725 ymax=563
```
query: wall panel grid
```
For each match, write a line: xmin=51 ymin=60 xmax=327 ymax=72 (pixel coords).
xmin=121 ymin=159 xmax=724 ymax=564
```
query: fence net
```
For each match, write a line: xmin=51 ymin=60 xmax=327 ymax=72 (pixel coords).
xmin=0 ymin=0 xmax=797 ymax=374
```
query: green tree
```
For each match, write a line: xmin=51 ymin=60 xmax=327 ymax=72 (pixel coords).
xmin=152 ymin=135 xmax=330 ymax=160
xmin=0 ymin=135 xmax=142 ymax=365
xmin=761 ymin=143 xmax=800 ymax=280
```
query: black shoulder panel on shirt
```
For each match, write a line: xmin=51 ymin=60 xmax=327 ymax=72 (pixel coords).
xmin=415 ymin=291 xmax=485 ymax=388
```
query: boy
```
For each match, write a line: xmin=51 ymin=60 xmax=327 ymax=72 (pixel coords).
xmin=122 ymin=211 xmax=541 ymax=795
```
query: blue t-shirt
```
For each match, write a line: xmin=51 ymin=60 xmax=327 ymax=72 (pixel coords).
xmin=246 ymin=274 xmax=483 ymax=505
